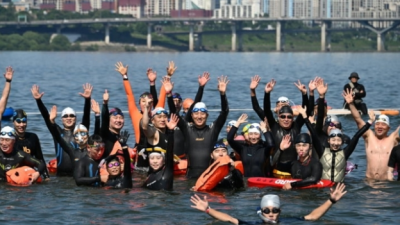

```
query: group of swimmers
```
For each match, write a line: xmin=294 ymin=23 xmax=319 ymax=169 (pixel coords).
xmin=0 ymin=63 xmax=399 ymax=223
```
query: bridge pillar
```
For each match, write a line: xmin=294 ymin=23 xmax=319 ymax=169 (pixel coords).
xmin=276 ymin=21 xmax=285 ymax=51
xmin=189 ymin=24 xmax=194 ymax=51
xmin=357 ymin=21 xmax=400 ymax=52
xmin=377 ymin=33 xmax=385 ymax=52
xmin=238 ymin=22 xmax=243 ymax=51
xmin=105 ymin=23 xmax=110 ymax=44
xmin=147 ymin=23 xmax=152 ymax=49
xmin=231 ymin=23 xmax=237 ymax=51
xmin=321 ymin=21 xmax=331 ymax=52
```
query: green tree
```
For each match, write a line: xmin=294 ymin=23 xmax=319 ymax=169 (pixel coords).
xmin=50 ymin=35 xmax=71 ymax=51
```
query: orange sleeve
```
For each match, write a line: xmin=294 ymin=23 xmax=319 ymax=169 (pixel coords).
xmin=156 ymin=85 xmax=166 ymax=108
xmin=123 ymin=80 xmax=142 ymax=144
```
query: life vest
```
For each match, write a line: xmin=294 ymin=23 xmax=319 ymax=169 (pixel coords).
xmin=320 ymin=147 xmax=346 ymax=182
xmin=47 ymin=158 xmax=57 ymax=174
xmin=110 ymin=141 xmax=136 ymax=160
xmin=193 ymin=155 xmax=231 ymax=191
xmin=6 ymin=166 xmax=42 ymax=186
xmin=173 ymin=157 xmax=187 ymax=175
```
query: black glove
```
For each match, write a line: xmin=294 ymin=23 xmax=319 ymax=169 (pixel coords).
xmin=118 ymin=130 xmax=130 ymax=147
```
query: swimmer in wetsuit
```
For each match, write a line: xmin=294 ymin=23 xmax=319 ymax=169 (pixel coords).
xmin=12 ymin=109 xmax=50 ymax=180
xmin=190 ymin=183 xmax=347 ymax=224
xmin=0 ymin=126 xmax=45 ymax=182
xmin=143 ymin=114 xmax=179 ymax=191
xmin=0 ymin=66 xmax=13 ymax=128
xmin=31 ymin=83 xmax=92 ymax=176
xmin=227 ymin=114 xmax=274 ymax=177
xmin=73 ymin=134 xmax=105 ymax=186
xmin=171 ymin=75 xmax=230 ymax=178
xmin=388 ymin=141 xmax=400 ymax=181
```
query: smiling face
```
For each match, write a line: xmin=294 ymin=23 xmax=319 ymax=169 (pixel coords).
xmin=328 ymin=136 xmax=343 ymax=151
xmin=374 ymin=122 xmax=390 ymax=138
xmin=191 ymin=111 xmax=208 ymax=128
xmin=149 ymin=153 xmax=164 ymax=171
xmin=248 ymin=132 xmax=261 ymax=144
xmin=62 ymin=114 xmax=76 ymax=129
xmin=109 ymin=114 xmax=124 ymax=132
xmin=107 ymin=159 xmax=121 ymax=176
xmin=0 ymin=138 xmax=15 ymax=154
xmin=278 ymin=113 xmax=293 ymax=129
xmin=13 ymin=118 xmax=27 ymax=136
xmin=151 ymin=113 xmax=167 ymax=129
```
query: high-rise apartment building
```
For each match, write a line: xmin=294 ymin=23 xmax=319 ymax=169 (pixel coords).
xmin=214 ymin=0 xmax=261 ymax=18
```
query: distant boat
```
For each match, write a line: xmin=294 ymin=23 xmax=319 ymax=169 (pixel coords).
xmin=2 ymin=107 xmax=14 ymax=120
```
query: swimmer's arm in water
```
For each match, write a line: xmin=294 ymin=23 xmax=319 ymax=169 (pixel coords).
xmin=20 ymin=151 xmax=45 ymax=178
xmin=79 ymin=83 xmax=93 ymax=130
xmin=32 ymin=133 xmax=50 ymax=179
xmin=0 ymin=66 xmax=13 ymax=124
xmin=387 ymin=167 xmax=394 ymax=181
xmin=387 ymin=146 xmax=398 ymax=181
xmin=304 ymin=183 xmax=347 ymax=220
xmin=190 ymin=194 xmax=239 ymax=225
xmin=73 ymin=160 xmax=100 ymax=186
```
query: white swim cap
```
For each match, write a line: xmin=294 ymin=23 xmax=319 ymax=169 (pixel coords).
xmin=61 ymin=107 xmax=76 ymax=117
xmin=376 ymin=115 xmax=390 ymax=126
xmin=193 ymin=102 xmax=207 ymax=111
xmin=248 ymin=123 xmax=261 ymax=134
xmin=227 ymin=120 xmax=236 ymax=127
xmin=260 ymin=194 xmax=280 ymax=208
xmin=0 ymin=126 xmax=16 ymax=139
xmin=276 ymin=96 xmax=289 ymax=103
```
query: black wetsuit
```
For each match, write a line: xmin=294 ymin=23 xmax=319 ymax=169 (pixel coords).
xmin=36 ymin=97 xmax=90 ymax=176
xmin=100 ymin=103 xmax=120 ymax=159
xmin=343 ymin=82 xmax=367 ymax=114
xmin=264 ymin=92 xmax=308 ymax=173
xmin=73 ymin=154 xmax=101 ymax=186
xmin=143 ymin=129 xmax=174 ymax=190
xmin=104 ymin=146 xmax=132 ymax=189
xmin=251 ymin=95 xmax=265 ymax=121
xmin=389 ymin=144 xmax=400 ymax=181
xmin=14 ymin=132 xmax=50 ymax=179
xmin=171 ymin=93 xmax=229 ymax=178
xmin=215 ymin=167 xmax=244 ymax=190
xmin=227 ymin=126 xmax=274 ymax=177
xmin=0 ymin=149 xmax=45 ymax=181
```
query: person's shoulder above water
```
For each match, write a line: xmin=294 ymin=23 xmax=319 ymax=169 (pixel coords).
xmin=238 ymin=217 xmax=305 ymax=224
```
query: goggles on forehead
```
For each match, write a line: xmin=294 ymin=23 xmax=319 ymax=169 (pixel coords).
xmin=15 ymin=117 xmax=27 ymax=123
xmin=74 ymin=132 xmax=88 ymax=137
xmin=213 ymin=143 xmax=227 ymax=149
xmin=262 ymin=208 xmax=280 ymax=214
xmin=276 ymin=100 xmax=289 ymax=104
xmin=88 ymin=143 xmax=105 ymax=148
xmin=192 ymin=108 xmax=208 ymax=113
xmin=153 ymin=110 xmax=168 ymax=117
xmin=249 ymin=125 xmax=260 ymax=129
xmin=0 ymin=131 xmax=15 ymax=137
xmin=329 ymin=133 xmax=343 ymax=138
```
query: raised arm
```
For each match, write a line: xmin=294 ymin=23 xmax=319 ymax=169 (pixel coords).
xmin=227 ymin=114 xmax=247 ymax=154
xmin=185 ymin=72 xmax=209 ymax=122
xmin=100 ymin=90 xmax=110 ymax=138
xmin=272 ymin=134 xmax=291 ymax=166
xmin=344 ymin=111 xmax=374 ymax=159
xmin=115 ymin=61 xmax=140 ymax=117
xmin=147 ymin=68 xmax=159 ymax=106
xmin=315 ymin=79 xmax=328 ymax=135
xmin=212 ymin=75 xmax=229 ymax=131
xmin=304 ymin=183 xmax=347 ymax=220
xmin=31 ymin=84 xmax=54 ymax=131
xmin=119 ymin=130 xmax=132 ymax=189
xmin=307 ymin=77 xmax=320 ymax=117
xmin=293 ymin=80 xmax=308 ymax=126
xmin=91 ymin=99 xmax=101 ymax=135
xmin=155 ymin=61 xmax=177 ymax=109
xmin=263 ymin=79 xmax=277 ymax=128
xmin=165 ymin=114 xmax=178 ymax=171
xmin=79 ymin=83 xmax=93 ymax=130
xmin=250 ymin=75 xmax=265 ymax=121
xmin=0 ymin=66 xmax=13 ymax=124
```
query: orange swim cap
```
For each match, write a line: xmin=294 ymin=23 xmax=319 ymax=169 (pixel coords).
xmin=183 ymin=98 xmax=194 ymax=110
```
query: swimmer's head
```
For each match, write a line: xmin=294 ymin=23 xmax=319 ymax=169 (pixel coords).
xmin=61 ymin=107 xmax=76 ymax=129
xmin=0 ymin=126 xmax=16 ymax=153
xmin=328 ymin=129 xmax=343 ymax=150
xmin=258 ymin=194 xmax=281 ymax=223
xmin=295 ymin=133 xmax=311 ymax=157
xmin=191 ymin=102 xmax=208 ymax=128
xmin=248 ymin=123 xmax=262 ymax=145
xmin=139 ymin=92 xmax=153 ymax=113
xmin=13 ymin=109 xmax=27 ymax=135
xmin=87 ymin=134 xmax=105 ymax=161
xmin=278 ymin=106 xmax=294 ymax=129
xmin=106 ymin=157 xmax=122 ymax=176
xmin=172 ymin=93 xmax=183 ymax=113
xmin=375 ymin=115 xmax=390 ymax=138
xmin=211 ymin=141 xmax=228 ymax=160
xmin=149 ymin=151 xmax=165 ymax=171
xmin=109 ymin=107 xmax=124 ymax=132
xmin=226 ymin=120 xmax=236 ymax=133
xmin=276 ymin=96 xmax=290 ymax=110
xmin=241 ymin=123 xmax=251 ymax=142
xmin=182 ymin=98 xmax=194 ymax=114
xmin=324 ymin=115 xmax=342 ymax=135
xmin=73 ymin=124 xmax=88 ymax=147
xmin=151 ymin=107 xmax=168 ymax=129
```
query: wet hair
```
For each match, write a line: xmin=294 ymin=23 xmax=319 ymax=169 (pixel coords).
xmin=88 ymin=134 xmax=103 ymax=145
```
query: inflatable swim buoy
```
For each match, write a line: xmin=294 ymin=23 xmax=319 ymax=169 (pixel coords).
xmin=6 ymin=166 xmax=42 ymax=186
xmin=2 ymin=107 xmax=14 ymax=120
xmin=47 ymin=158 xmax=57 ymax=174
xmin=247 ymin=177 xmax=334 ymax=189
xmin=174 ymin=159 xmax=187 ymax=175
xmin=193 ymin=155 xmax=231 ymax=191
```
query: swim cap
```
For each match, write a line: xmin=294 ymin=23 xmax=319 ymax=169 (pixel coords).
xmin=260 ymin=194 xmax=280 ymax=208
xmin=348 ymin=72 xmax=360 ymax=80
xmin=172 ymin=93 xmax=182 ymax=101
xmin=0 ymin=126 xmax=16 ymax=139
xmin=13 ymin=109 xmax=27 ymax=121
xmin=276 ymin=96 xmax=289 ymax=104
xmin=242 ymin=124 xmax=251 ymax=134
xmin=295 ymin=133 xmax=311 ymax=144
xmin=140 ymin=92 xmax=153 ymax=99
xmin=278 ymin=105 xmax=293 ymax=115
xmin=325 ymin=115 xmax=340 ymax=124
xmin=248 ymin=123 xmax=261 ymax=134
xmin=213 ymin=140 xmax=227 ymax=150
xmin=182 ymin=98 xmax=194 ymax=110
xmin=227 ymin=120 xmax=236 ymax=127
xmin=193 ymin=102 xmax=207 ymax=111
xmin=149 ymin=151 xmax=165 ymax=158
xmin=73 ymin=124 xmax=88 ymax=145
xmin=376 ymin=115 xmax=390 ymax=126
xmin=329 ymin=129 xmax=343 ymax=138
xmin=151 ymin=107 xmax=168 ymax=118
xmin=109 ymin=107 xmax=124 ymax=117
xmin=61 ymin=107 xmax=76 ymax=117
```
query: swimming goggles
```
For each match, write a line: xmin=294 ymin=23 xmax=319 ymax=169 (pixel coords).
xmin=109 ymin=108 xmax=124 ymax=117
xmin=329 ymin=133 xmax=343 ymax=138
xmin=15 ymin=117 xmax=27 ymax=123
xmin=262 ymin=208 xmax=281 ymax=214
xmin=192 ymin=108 xmax=208 ymax=113
xmin=74 ymin=132 xmax=88 ymax=137
xmin=279 ymin=115 xmax=293 ymax=119
xmin=62 ymin=114 xmax=76 ymax=118
xmin=276 ymin=100 xmax=289 ymax=104
xmin=172 ymin=93 xmax=182 ymax=100
xmin=153 ymin=110 xmax=168 ymax=116
xmin=0 ymin=131 xmax=15 ymax=137
xmin=107 ymin=162 xmax=120 ymax=168
xmin=213 ymin=143 xmax=227 ymax=149
xmin=249 ymin=125 xmax=260 ymax=129
xmin=328 ymin=122 xmax=342 ymax=129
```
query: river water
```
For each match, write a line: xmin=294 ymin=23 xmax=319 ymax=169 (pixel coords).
xmin=0 ymin=52 xmax=399 ymax=224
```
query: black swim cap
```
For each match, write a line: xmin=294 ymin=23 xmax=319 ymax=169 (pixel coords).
xmin=295 ymin=133 xmax=311 ymax=144
xmin=13 ymin=109 xmax=27 ymax=121
xmin=279 ymin=105 xmax=293 ymax=115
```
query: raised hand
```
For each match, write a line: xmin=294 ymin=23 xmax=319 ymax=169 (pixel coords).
xmin=342 ymin=88 xmax=353 ymax=104
xmin=294 ymin=80 xmax=307 ymax=95
xmin=217 ymin=75 xmax=229 ymax=94
xmin=237 ymin=113 xmax=248 ymax=125
xmin=368 ymin=110 xmax=375 ymax=123
xmin=161 ymin=76 xmax=174 ymax=93
xmin=147 ymin=68 xmax=157 ymax=83
xmin=264 ymin=79 xmax=276 ymax=93
xmin=166 ymin=61 xmax=177 ymax=77
xmin=316 ymin=79 xmax=328 ymax=96
xmin=190 ymin=194 xmax=209 ymax=212
xmin=103 ymin=89 xmax=109 ymax=104
xmin=329 ymin=183 xmax=347 ymax=202
xmin=115 ymin=61 xmax=128 ymax=76
xmin=250 ymin=75 xmax=261 ymax=90
xmin=198 ymin=72 xmax=210 ymax=87
xmin=297 ymin=105 xmax=307 ymax=119
xmin=91 ymin=99 xmax=100 ymax=115
xmin=4 ymin=66 xmax=13 ymax=81
xmin=79 ymin=83 xmax=93 ymax=99
xmin=280 ymin=134 xmax=291 ymax=151
xmin=166 ymin=113 xmax=179 ymax=130
xmin=308 ymin=77 xmax=320 ymax=92
xmin=31 ymin=84 xmax=44 ymax=100
xmin=118 ymin=130 xmax=130 ymax=146
xmin=50 ymin=105 xmax=57 ymax=123
xmin=260 ymin=117 xmax=270 ymax=132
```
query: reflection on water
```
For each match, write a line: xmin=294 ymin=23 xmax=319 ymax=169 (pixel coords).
xmin=0 ymin=52 xmax=399 ymax=224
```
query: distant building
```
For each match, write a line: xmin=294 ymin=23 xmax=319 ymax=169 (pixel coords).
xmin=214 ymin=0 xmax=261 ymax=18
xmin=170 ymin=9 xmax=212 ymax=17
xmin=118 ymin=0 xmax=143 ymax=18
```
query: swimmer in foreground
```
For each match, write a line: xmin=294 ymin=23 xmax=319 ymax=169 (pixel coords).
xmin=0 ymin=66 xmax=13 ymax=128
xmin=344 ymin=89 xmax=399 ymax=180
xmin=191 ymin=183 xmax=347 ymax=224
